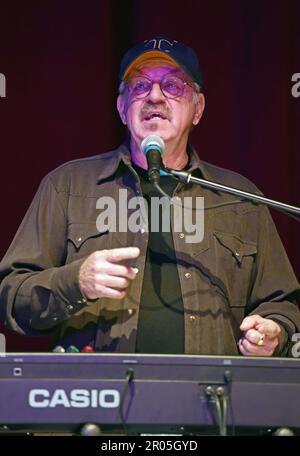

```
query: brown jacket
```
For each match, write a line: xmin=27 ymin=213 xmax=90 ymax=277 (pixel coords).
xmin=0 ymin=144 xmax=299 ymax=355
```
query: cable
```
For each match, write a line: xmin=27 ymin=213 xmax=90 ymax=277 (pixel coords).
xmin=153 ymin=182 xmax=253 ymax=212
xmin=213 ymin=390 xmax=225 ymax=435
xmin=204 ymin=199 xmax=249 ymax=210
xmin=220 ymin=393 xmax=228 ymax=436
xmin=205 ymin=386 xmax=224 ymax=436
xmin=224 ymin=370 xmax=235 ymax=436
xmin=204 ymin=372 xmax=235 ymax=436
xmin=153 ymin=182 xmax=170 ymax=199
xmin=118 ymin=368 xmax=134 ymax=435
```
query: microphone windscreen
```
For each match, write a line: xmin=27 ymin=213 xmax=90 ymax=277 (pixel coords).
xmin=140 ymin=135 xmax=165 ymax=156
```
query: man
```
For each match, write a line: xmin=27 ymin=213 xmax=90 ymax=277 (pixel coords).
xmin=0 ymin=37 xmax=299 ymax=356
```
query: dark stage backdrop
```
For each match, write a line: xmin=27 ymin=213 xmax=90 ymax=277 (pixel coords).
xmin=0 ymin=0 xmax=299 ymax=351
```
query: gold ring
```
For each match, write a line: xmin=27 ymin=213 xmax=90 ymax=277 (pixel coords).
xmin=257 ymin=334 xmax=265 ymax=346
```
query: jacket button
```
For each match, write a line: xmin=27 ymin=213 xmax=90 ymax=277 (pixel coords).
xmin=128 ymin=308 xmax=133 ymax=315
xmin=189 ymin=315 xmax=196 ymax=322
xmin=235 ymin=252 xmax=240 ymax=257
xmin=67 ymin=305 xmax=73 ymax=311
xmin=140 ymin=228 xmax=145 ymax=234
xmin=179 ymin=233 xmax=185 ymax=239
xmin=185 ymin=272 xmax=191 ymax=278
xmin=76 ymin=236 xmax=82 ymax=242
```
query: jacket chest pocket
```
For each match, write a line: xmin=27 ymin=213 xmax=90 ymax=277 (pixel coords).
xmin=213 ymin=230 xmax=257 ymax=307
xmin=66 ymin=223 xmax=111 ymax=262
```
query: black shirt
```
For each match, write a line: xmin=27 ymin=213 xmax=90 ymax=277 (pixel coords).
xmin=133 ymin=164 xmax=185 ymax=354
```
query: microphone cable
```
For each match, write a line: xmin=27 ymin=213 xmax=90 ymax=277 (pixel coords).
xmin=153 ymin=181 xmax=250 ymax=212
xmin=118 ymin=368 xmax=135 ymax=435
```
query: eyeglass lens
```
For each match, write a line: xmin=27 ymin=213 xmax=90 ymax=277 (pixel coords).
xmin=129 ymin=75 xmax=186 ymax=98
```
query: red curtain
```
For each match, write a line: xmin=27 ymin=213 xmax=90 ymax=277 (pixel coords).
xmin=0 ymin=0 xmax=299 ymax=351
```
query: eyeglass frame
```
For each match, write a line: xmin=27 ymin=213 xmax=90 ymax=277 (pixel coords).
xmin=119 ymin=73 xmax=200 ymax=99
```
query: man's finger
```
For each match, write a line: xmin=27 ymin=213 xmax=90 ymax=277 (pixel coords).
xmin=95 ymin=274 xmax=130 ymax=289
xmin=100 ymin=262 xmax=138 ymax=280
xmin=256 ymin=321 xmax=281 ymax=339
xmin=104 ymin=247 xmax=140 ymax=263
xmin=240 ymin=314 xmax=264 ymax=331
xmin=243 ymin=328 xmax=265 ymax=345
xmin=238 ymin=337 xmax=274 ymax=356
xmin=94 ymin=284 xmax=126 ymax=300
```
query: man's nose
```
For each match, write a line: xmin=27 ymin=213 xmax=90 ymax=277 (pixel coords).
xmin=147 ymin=82 xmax=165 ymax=102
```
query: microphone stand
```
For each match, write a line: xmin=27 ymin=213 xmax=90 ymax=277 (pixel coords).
xmin=165 ymin=169 xmax=300 ymax=220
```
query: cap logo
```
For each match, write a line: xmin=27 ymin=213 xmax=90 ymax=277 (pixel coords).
xmin=144 ymin=38 xmax=177 ymax=53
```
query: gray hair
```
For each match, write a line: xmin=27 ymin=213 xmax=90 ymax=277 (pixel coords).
xmin=118 ymin=80 xmax=127 ymax=95
xmin=192 ymin=82 xmax=201 ymax=103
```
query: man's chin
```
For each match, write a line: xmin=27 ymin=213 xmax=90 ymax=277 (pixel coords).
xmin=141 ymin=123 xmax=172 ymax=137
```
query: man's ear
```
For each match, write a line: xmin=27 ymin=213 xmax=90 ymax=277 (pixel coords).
xmin=192 ymin=93 xmax=205 ymax=126
xmin=117 ymin=95 xmax=127 ymax=125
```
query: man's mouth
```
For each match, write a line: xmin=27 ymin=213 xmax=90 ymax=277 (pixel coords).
xmin=142 ymin=112 xmax=168 ymax=121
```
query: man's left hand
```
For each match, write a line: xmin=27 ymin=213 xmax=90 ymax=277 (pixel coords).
xmin=238 ymin=315 xmax=281 ymax=356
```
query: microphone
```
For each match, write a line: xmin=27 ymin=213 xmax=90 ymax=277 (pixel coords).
xmin=140 ymin=135 xmax=165 ymax=184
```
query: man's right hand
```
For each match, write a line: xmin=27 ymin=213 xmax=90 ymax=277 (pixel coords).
xmin=78 ymin=247 xmax=140 ymax=300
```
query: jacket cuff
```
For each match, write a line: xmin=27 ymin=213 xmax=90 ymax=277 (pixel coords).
xmin=51 ymin=258 xmax=89 ymax=318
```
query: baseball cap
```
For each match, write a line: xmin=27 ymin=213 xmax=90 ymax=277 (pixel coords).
xmin=119 ymin=36 xmax=203 ymax=87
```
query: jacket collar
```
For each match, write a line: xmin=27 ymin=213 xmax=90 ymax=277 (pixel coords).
xmin=96 ymin=142 xmax=211 ymax=183
xmin=186 ymin=144 xmax=211 ymax=180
